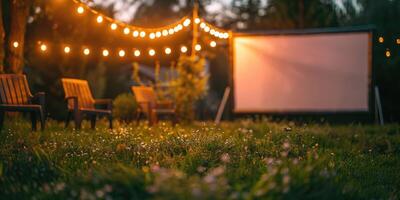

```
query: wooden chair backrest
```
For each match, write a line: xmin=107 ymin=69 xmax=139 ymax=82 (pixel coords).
xmin=131 ymin=86 xmax=157 ymax=111
xmin=0 ymin=74 xmax=32 ymax=105
xmin=61 ymin=78 xmax=95 ymax=109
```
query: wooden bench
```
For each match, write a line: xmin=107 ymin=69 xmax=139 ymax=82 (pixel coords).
xmin=61 ymin=78 xmax=112 ymax=129
xmin=131 ymin=86 xmax=177 ymax=125
xmin=0 ymin=74 xmax=46 ymax=131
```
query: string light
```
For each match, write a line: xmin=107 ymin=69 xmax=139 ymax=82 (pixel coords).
xmin=183 ymin=19 xmax=191 ymax=26
xmin=162 ymin=30 xmax=169 ymax=36
xmin=210 ymin=41 xmax=217 ymax=47
xmin=13 ymin=41 xmax=19 ymax=48
xmin=40 ymin=44 xmax=47 ymax=52
xmin=83 ymin=48 xmax=90 ymax=55
xmin=149 ymin=49 xmax=156 ymax=56
xmin=168 ymin=28 xmax=174 ymax=35
xmin=195 ymin=18 xmax=201 ymax=24
xmin=181 ymin=46 xmax=188 ymax=53
xmin=133 ymin=31 xmax=139 ymax=37
xmin=386 ymin=49 xmax=391 ymax=58
xmin=77 ymin=6 xmax=84 ymax=14
xmin=156 ymin=31 xmax=162 ymax=38
xmin=149 ymin=33 xmax=156 ymax=39
xmin=102 ymin=49 xmax=109 ymax=57
xmin=379 ymin=37 xmax=384 ymax=43
xmin=64 ymin=46 xmax=71 ymax=53
xmin=134 ymin=49 xmax=141 ymax=57
xmin=165 ymin=47 xmax=171 ymax=55
xmin=110 ymin=23 xmax=117 ymax=30
xmin=118 ymin=50 xmax=126 ymax=57
xmin=96 ymin=15 xmax=103 ymax=23
xmin=204 ymin=26 xmax=210 ymax=32
xmin=140 ymin=31 xmax=146 ymax=38
xmin=195 ymin=44 xmax=201 ymax=51
xmin=123 ymin=27 xmax=130 ymax=35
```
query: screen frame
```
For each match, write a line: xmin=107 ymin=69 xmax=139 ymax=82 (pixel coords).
xmin=229 ymin=26 xmax=375 ymax=115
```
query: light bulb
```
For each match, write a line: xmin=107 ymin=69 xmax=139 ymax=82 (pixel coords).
xmin=162 ymin=30 xmax=169 ymax=36
xmin=210 ymin=41 xmax=217 ymax=48
xmin=102 ymin=49 xmax=109 ymax=57
xmin=195 ymin=18 xmax=200 ymax=24
xmin=165 ymin=47 xmax=171 ymax=55
xmin=96 ymin=16 xmax=103 ymax=23
xmin=13 ymin=41 xmax=19 ymax=48
xmin=64 ymin=46 xmax=71 ymax=53
xmin=83 ymin=48 xmax=90 ymax=55
xmin=183 ymin=19 xmax=191 ymax=26
xmin=378 ymin=37 xmax=384 ymax=43
xmin=134 ymin=50 xmax=141 ymax=57
xmin=195 ymin=44 xmax=201 ymax=51
xmin=168 ymin=28 xmax=174 ymax=35
xmin=149 ymin=33 xmax=156 ymax=39
xmin=156 ymin=31 xmax=162 ymax=38
xmin=40 ymin=44 xmax=47 ymax=52
xmin=149 ymin=49 xmax=156 ymax=56
xmin=133 ymin=31 xmax=139 ymax=37
xmin=140 ymin=31 xmax=146 ymax=38
xmin=110 ymin=23 xmax=117 ymax=30
xmin=181 ymin=46 xmax=187 ymax=53
xmin=119 ymin=50 xmax=125 ymax=57
xmin=77 ymin=6 xmax=84 ymax=14
xmin=200 ymin=22 xmax=206 ymax=28
xmin=123 ymin=27 xmax=130 ymax=35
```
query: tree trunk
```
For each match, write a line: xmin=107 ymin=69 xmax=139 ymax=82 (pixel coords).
xmin=6 ymin=0 xmax=30 ymax=74
xmin=0 ymin=1 xmax=5 ymax=73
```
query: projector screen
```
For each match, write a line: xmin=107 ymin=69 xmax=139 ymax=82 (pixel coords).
xmin=233 ymin=32 xmax=371 ymax=113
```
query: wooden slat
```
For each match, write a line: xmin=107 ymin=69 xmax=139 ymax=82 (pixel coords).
xmin=0 ymin=78 xmax=7 ymax=104
xmin=12 ymin=77 xmax=23 ymax=104
xmin=19 ymin=77 xmax=29 ymax=104
xmin=2 ymin=78 xmax=13 ymax=104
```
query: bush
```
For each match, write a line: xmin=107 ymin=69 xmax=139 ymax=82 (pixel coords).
xmin=113 ymin=93 xmax=137 ymax=122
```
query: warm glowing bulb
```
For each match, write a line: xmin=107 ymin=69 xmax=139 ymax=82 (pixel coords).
xmin=77 ymin=6 xmax=84 ymax=14
xmin=183 ymin=19 xmax=191 ymax=26
xmin=223 ymin=33 xmax=229 ymax=38
xmin=119 ymin=50 xmax=125 ymax=57
xmin=96 ymin=16 xmax=103 ymax=23
xmin=149 ymin=49 xmax=156 ymax=56
xmin=149 ymin=33 xmax=156 ymax=39
xmin=195 ymin=18 xmax=201 ymax=24
xmin=177 ymin=24 xmax=183 ymax=30
xmin=195 ymin=44 xmax=201 ymax=51
xmin=134 ymin=50 xmax=141 ymax=57
xmin=200 ymin=22 xmax=206 ymax=28
xmin=40 ymin=44 xmax=47 ymax=52
xmin=162 ymin=30 xmax=169 ymax=36
xmin=165 ymin=47 xmax=171 ymax=55
xmin=64 ymin=46 xmax=71 ymax=53
xmin=210 ymin=41 xmax=217 ymax=47
xmin=140 ymin=31 xmax=146 ymax=38
xmin=210 ymin=29 xmax=215 ymax=35
xmin=102 ymin=49 xmax=109 ymax=57
xmin=13 ymin=41 xmax=19 ymax=48
xmin=386 ymin=49 xmax=391 ymax=58
xmin=397 ymin=38 xmax=400 ymax=45
xmin=204 ymin=26 xmax=210 ymax=32
xmin=156 ymin=31 xmax=162 ymax=38
xmin=133 ymin=31 xmax=139 ymax=37
xmin=83 ymin=48 xmax=90 ymax=55
xmin=168 ymin=28 xmax=174 ymax=35
xmin=378 ymin=37 xmax=384 ymax=43
xmin=123 ymin=27 xmax=130 ymax=35
xmin=110 ymin=23 xmax=117 ymax=30
xmin=174 ymin=26 xmax=179 ymax=32
xmin=181 ymin=46 xmax=188 ymax=53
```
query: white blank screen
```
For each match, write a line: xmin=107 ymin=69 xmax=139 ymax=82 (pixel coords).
xmin=233 ymin=32 xmax=370 ymax=113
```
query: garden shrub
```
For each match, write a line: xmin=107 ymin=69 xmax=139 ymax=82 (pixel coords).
xmin=112 ymin=93 xmax=137 ymax=122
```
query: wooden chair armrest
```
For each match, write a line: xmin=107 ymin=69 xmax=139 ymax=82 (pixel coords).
xmin=95 ymin=99 xmax=112 ymax=110
xmin=156 ymin=100 xmax=175 ymax=109
xmin=31 ymin=92 xmax=46 ymax=114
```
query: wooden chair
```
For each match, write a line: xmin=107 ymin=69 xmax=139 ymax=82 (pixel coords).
xmin=61 ymin=78 xmax=112 ymax=129
xmin=0 ymin=74 xmax=45 ymax=131
xmin=131 ymin=86 xmax=177 ymax=125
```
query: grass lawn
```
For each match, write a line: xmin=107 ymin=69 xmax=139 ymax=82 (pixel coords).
xmin=0 ymin=119 xmax=399 ymax=199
